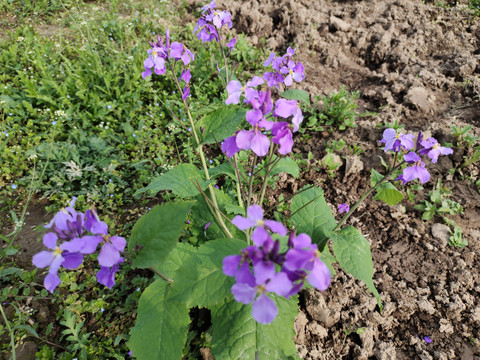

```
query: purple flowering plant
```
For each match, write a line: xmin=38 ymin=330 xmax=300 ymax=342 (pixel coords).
xmin=31 ymin=2 xmax=454 ymax=358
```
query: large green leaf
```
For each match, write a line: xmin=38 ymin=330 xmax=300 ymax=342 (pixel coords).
xmin=134 ymin=164 xmax=211 ymax=198
xmin=280 ymin=89 xmax=310 ymax=105
xmin=129 ymin=201 xmax=194 ymax=269
xmin=270 ymin=157 xmax=300 ymax=179
xmin=290 ymin=186 xmax=336 ymax=245
xmin=169 ymin=238 xmax=246 ymax=307
xmin=210 ymin=295 xmax=300 ymax=360
xmin=370 ymin=169 xmax=404 ymax=205
xmin=128 ymin=279 xmax=190 ymax=360
xmin=331 ymin=226 xmax=382 ymax=310
xmin=197 ymin=106 xmax=247 ymax=144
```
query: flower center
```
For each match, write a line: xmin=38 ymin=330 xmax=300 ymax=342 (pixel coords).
xmin=152 ymin=50 xmax=158 ymax=57
xmin=289 ymin=69 xmax=294 ymax=75
xmin=433 ymin=144 xmax=439 ymax=149
xmin=256 ymin=284 xmax=266 ymax=294
xmin=54 ymin=247 xmax=62 ymax=256
xmin=256 ymin=219 xmax=264 ymax=227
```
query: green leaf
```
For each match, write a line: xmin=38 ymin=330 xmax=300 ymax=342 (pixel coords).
xmin=15 ymin=324 xmax=39 ymax=338
xmin=129 ymin=201 xmax=194 ymax=269
xmin=374 ymin=187 xmax=404 ymax=206
xmin=211 ymin=295 xmax=300 ymax=360
xmin=209 ymin=162 xmax=236 ymax=180
xmin=224 ymin=203 xmax=245 ymax=215
xmin=331 ymin=226 xmax=382 ymax=311
xmin=197 ymin=106 xmax=247 ymax=144
xmin=280 ymin=89 xmax=310 ymax=105
xmin=128 ymin=279 xmax=190 ymax=360
xmin=134 ymin=164 xmax=211 ymax=198
xmin=370 ymin=169 xmax=404 ymax=205
xmin=290 ymin=186 xmax=336 ymax=245
xmin=169 ymin=238 xmax=246 ymax=307
xmin=320 ymin=246 xmax=336 ymax=275
xmin=270 ymin=157 xmax=300 ymax=179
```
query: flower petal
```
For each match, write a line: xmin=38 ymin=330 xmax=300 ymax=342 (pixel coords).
xmin=98 ymin=243 xmax=121 ymax=268
xmin=231 ymin=282 xmax=256 ymax=304
xmin=32 ymin=251 xmax=55 ymax=269
xmin=252 ymin=294 xmax=278 ymax=324
xmin=44 ymin=273 xmax=61 ymax=293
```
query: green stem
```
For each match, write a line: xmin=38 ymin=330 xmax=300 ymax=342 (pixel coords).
xmin=0 ymin=303 xmax=15 ymax=360
xmin=259 ymin=143 xmax=279 ymax=206
xmin=233 ymin=154 xmax=244 ymax=208
xmin=149 ymin=267 xmax=173 ymax=284
xmin=170 ymin=62 xmax=233 ymax=238
xmin=246 ymin=155 xmax=258 ymax=209
xmin=333 ymin=161 xmax=405 ymax=232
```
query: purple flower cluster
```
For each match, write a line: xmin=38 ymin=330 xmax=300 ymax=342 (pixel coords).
xmin=379 ymin=128 xmax=453 ymax=184
xmin=193 ymin=1 xmax=235 ymax=49
xmin=263 ymin=47 xmax=305 ymax=88
xmin=223 ymin=205 xmax=331 ymax=324
xmin=142 ymin=30 xmax=194 ymax=100
xmin=32 ymin=198 xmax=126 ymax=293
xmin=222 ymin=85 xmax=303 ymax=157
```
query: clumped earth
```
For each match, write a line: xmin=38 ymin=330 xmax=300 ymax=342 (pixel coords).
xmin=2 ymin=0 xmax=480 ymax=359
xmin=213 ymin=0 xmax=480 ymax=359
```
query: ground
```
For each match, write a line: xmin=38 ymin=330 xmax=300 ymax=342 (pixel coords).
xmin=2 ymin=0 xmax=480 ymax=359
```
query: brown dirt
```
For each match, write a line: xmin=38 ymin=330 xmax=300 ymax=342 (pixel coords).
xmin=213 ymin=0 xmax=480 ymax=359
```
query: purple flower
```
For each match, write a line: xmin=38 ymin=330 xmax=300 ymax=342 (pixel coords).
xmin=142 ymin=46 xmax=167 ymax=79
xmin=231 ymin=264 xmax=292 ymax=324
xmin=232 ymin=205 xmax=287 ymax=246
xmin=169 ymin=42 xmax=194 ymax=65
xmin=221 ymin=135 xmax=241 ymax=157
xmin=271 ymin=122 xmax=293 ymax=155
xmin=419 ymin=137 xmax=453 ymax=163
xmin=235 ymin=127 xmax=270 ymax=157
xmin=225 ymin=76 xmax=264 ymax=105
xmin=32 ymin=233 xmax=84 ymax=293
xmin=226 ymin=38 xmax=236 ymax=50
xmin=204 ymin=222 xmax=212 ymax=231
xmin=182 ymin=86 xmax=190 ymax=100
xmin=179 ymin=69 xmax=191 ymax=84
xmin=423 ymin=336 xmax=432 ymax=344
xmin=273 ymin=99 xmax=303 ymax=132
xmin=380 ymin=128 xmax=415 ymax=153
xmin=284 ymin=233 xmax=331 ymax=291
xmin=96 ymin=258 xmax=123 ymax=289
xmin=401 ymin=152 xmax=430 ymax=184
xmin=280 ymin=60 xmax=305 ymax=86
xmin=338 ymin=203 xmax=349 ymax=213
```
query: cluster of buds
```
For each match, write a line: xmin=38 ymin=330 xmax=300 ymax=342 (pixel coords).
xmin=32 ymin=198 xmax=125 ymax=293
xmin=380 ymin=128 xmax=453 ymax=184
xmin=223 ymin=205 xmax=331 ymax=324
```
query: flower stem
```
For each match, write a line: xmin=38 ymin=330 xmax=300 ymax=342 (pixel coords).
xmin=170 ymin=62 xmax=233 ymax=238
xmin=149 ymin=267 xmax=174 ymax=284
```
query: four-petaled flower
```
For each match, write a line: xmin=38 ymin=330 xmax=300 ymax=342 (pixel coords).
xmin=380 ymin=128 xmax=415 ymax=153
xmin=419 ymin=137 xmax=453 ymax=163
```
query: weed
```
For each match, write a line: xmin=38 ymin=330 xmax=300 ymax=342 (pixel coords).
xmin=305 ymin=86 xmax=360 ymax=131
